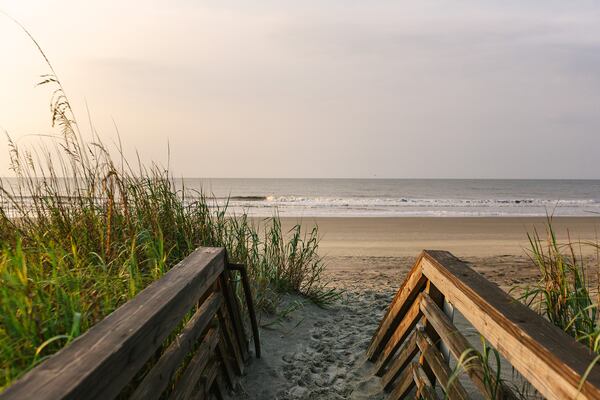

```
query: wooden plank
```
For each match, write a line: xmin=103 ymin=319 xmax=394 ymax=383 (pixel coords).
xmin=382 ymin=329 xmax=419 ymax=391
xmin=228 ymin=263 xmax=261 ymax=358
xmin=131 ymin=292 xmax=222 ymax=400
xmin=420 ymin=292 xmax=509 ymax=399
xmin=367 ymin=259 xmax=427 ymax=360
xmin=412 ymin=363 xmax=438 ymax=400
xmin=420 ymin=281 xmax=445 ymax=387
xmin=218 ymin=306 xmax=244 ymax=376
xmin=376 ymin=293 xmax=423 ymax=375
xmin=190 ymin=360 xmax=220 ymax=400
xmin=200 ymin=361 xmax=219 ymax=399
xmin=219 ymin=270 xmax=250 ymax=362
xmin=0 ymin=247 xmax=226 ymax=400
xmin=421 ymin=250 xmax=600 ymax=400
xmin=168 ymin=328 xmax=219 ymax=400
xmin=388 ymin=362 xmax=417 ymax=400
xmin=216 ymin=337 xmax=235 ymax=389
xmin=415 ymin=329 xmax=469 ymax=400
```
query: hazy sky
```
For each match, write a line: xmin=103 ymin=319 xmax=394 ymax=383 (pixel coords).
xmin=1 ymin=1 xmax=600 ymax=178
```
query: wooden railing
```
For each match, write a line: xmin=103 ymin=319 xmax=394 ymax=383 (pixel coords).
xmin=368 ymin=250 xmax=600 ymax=400
xmin=0 ymin=247 xmax=259 ymax=400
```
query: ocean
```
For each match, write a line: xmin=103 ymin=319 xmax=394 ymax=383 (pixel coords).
xmin=175 ymin=179 xmax=600 ymax=218
xmin=2 ymin=178 xmax=599 ymax=218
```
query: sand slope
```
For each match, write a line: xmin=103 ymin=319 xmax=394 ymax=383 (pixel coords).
xmin=232 ymin=290 xmax=392 ymax=399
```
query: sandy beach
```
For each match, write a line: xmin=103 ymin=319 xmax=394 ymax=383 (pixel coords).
xmin=233 ymin=217 xmax=600 ymax=399
xmin=280 ymin=216 xmax=600 ymax=258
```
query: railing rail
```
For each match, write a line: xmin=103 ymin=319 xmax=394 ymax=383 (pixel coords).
xmin=0 ymin=247 xmax=259 ymax=400
xmin=369 ymin=250 xmax=600 ymax=400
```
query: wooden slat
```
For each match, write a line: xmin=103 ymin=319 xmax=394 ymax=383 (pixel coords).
xmin=420 ymin=292 xmax=509 ymax=399
xmin=421 ymin=250 xmax=600 ymax=400
xmin=388 ymin=362 xmax=417 ymax=400
xmin=376 ymin=293 xmax=423 ymax=375
xmin=191 ymin=360 xmax=220 ymax=400
xmin=218 ymin=306 xmax=244 ymax=376
xmin=216 ymin=337 xmax=235 ymax=389
xmin=368 ymin=260 xmax=427 ymax=360
xmin=228 ymin=263 xmax=261 ymax=358
xmin=219 ymin=271 xmax=250 ymax=362
xmin=0 ymin=247 xmax=226 ymax=400
xmin=382 ymin=329 xmax=419 ymax=390
xmin=420 ymin=281 xmax=445 ymax=387
xmin=412 ymin=363 xmax=438 ymax=400
xmin=415 ymin=329 xmax=469 ymax=400
xmin=169 ymin=328 xmax=219 ymax=400
xmin=131 ymin=292 xmax=223 ymax=400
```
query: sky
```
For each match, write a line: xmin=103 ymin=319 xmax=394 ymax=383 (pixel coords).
xmin=1 ymin=1 xmax=600 ymax=179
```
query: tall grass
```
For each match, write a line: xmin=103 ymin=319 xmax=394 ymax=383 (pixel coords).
xmin=0 ymin=24 xmax=334 ymax=390
xmin=519 ymin=219 xmax=600 ymax=352
xmin=447 ymin=219 xmax=600 ymax=399
xmin=517 ymin=219 xmax=600 ymax=397
xmin=448 ymin=337 xmax=505 ymax=400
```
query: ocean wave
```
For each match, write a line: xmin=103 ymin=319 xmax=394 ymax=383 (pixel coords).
xmin=227 ymin=196 xmax=268 ymax=201
xmin=6 ymin=194 xmax=597 ymax=208
xmin=221 ymin=196 xmax=598 ymax=208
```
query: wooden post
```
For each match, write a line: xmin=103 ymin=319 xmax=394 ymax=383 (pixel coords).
xmin=227 ymin=263 xmax=261 ymax=359
xmin=219 ymin=271 xmax=250 ymax=362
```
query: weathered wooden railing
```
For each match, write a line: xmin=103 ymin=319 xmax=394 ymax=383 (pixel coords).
xmin=0 ymin=247 xmax=259 ymax=400
xmin=368 ymin=250 xmax=600 ymax=400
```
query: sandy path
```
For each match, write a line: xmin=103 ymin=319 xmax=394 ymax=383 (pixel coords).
xmin=276 ymin=289 xmax=390 ymax=399
xmin=231 ymin=287 xmax=393 ymax=399
xmin=230 ymin=254 xmax=541 ymax=399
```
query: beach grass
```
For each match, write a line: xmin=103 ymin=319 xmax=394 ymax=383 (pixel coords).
xmin=0 ymin=29 xmax=335 ymax=390
xmin=0 ymin=121 xmax=333 ymax=391
xmin=519 ymin=220 xmax=600 ymax=352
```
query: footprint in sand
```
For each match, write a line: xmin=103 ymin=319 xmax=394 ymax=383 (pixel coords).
xmin=276 ymin=290 xmax=387 ymax=400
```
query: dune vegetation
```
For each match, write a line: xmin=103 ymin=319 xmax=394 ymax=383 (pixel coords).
xmin=0 ymin=31 xmax=335 ymax=390
xmin=520 ymin=222 xmax=600 ymax=355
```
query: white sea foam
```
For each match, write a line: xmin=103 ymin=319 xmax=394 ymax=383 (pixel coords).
xmin=258 ymin=196 xmax=596 ymax=207
xmin=208 ymin=195 xmax=600 ymax=217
